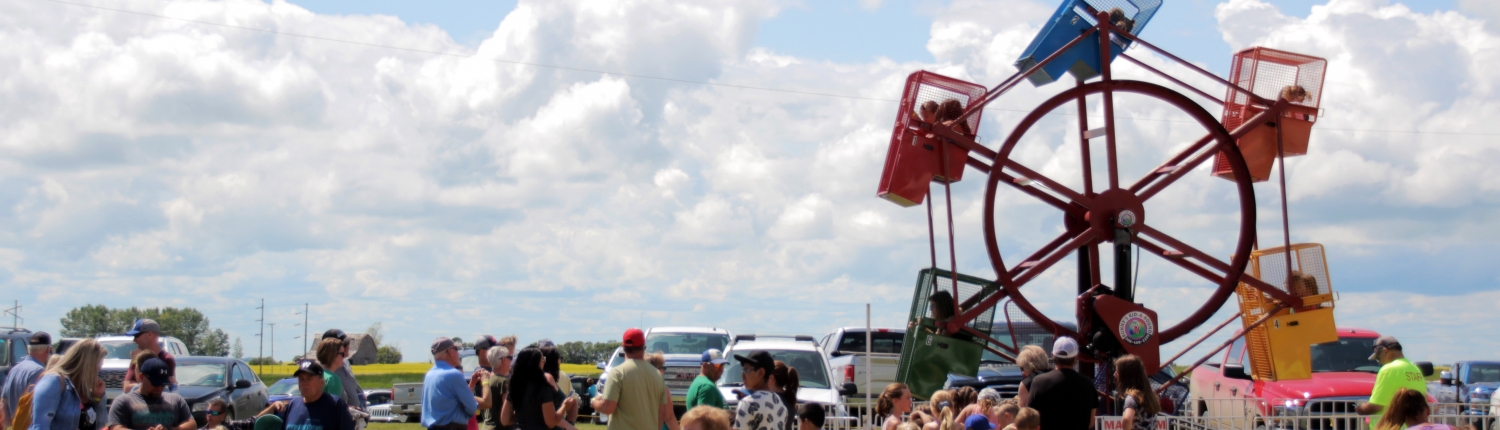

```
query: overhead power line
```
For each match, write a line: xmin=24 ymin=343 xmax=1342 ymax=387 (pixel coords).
xmin=28 ymin=0 xmax=1500 ymax=138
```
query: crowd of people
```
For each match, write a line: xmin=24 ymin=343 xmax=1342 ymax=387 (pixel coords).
xmin=0 ymin=317 xmax=1469 ymax=430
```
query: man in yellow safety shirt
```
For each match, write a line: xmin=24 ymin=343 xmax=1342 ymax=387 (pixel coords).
xmin=1356 ymin=335 xmax=1427 ymax=416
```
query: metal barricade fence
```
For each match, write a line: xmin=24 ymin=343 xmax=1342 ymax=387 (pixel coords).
xmin=1095 ymin=399 xmax=1497 ymax=430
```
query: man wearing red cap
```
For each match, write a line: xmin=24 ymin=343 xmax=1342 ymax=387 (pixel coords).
xmin=592 ymin=328 xmax=669 ymax=430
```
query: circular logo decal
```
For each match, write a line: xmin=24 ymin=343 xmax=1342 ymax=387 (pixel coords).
xmin=1117 ymin=210 xmax=1138 ymax=228
xmin=1119 ymin=311 xmax=1154 ymax=346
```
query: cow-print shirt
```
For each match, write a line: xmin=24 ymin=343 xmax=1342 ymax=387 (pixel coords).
xmin=733 ymin=390 xmax=787 ymax=430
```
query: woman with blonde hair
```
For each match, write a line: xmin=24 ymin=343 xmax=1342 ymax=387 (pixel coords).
xmin=29 ymin=339 xmax=106 ymax=430
xmin=875 ymin=383 xmax=912 ymax=430
xmin=1013 ymin=345 xmax=1049 ymax=408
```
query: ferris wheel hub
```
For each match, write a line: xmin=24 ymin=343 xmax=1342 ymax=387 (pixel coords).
xmin=1085 ymin=188 xmax=1145 ymax=240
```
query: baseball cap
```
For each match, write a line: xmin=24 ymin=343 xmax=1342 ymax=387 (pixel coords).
xmin=733 ymin=350 xmax=775 ymax=372
xmin=622 ymin=328 xmax=645 ymax=348
xmin=322 ymin=329 xmax=347 ymax=343
xmin=474 ymin=335 xmax=498 ymax=350
xmin=702 ymin=349 xmax=727 ymax=365
xmin=1052 ymin=336 xmax=1079 ymax=359
xmin=431 ymin=337 xmax=457 ymax=355
xmin=139 ymin=357 xmax=172 ymax=386
xmin=29 ymin=332 xmax=51 ymax=346
xmin=1369 ymin=335 xmax=1401 ymax=360
xmin=964 ymin=414 xmax=993 ymax=430
xmin=293 ymin=360 xmax=325 ymax=378
xmin=126 ymin=319 xmax=161 ymax=337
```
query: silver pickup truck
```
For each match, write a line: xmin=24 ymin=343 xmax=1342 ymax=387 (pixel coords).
xmin=821 ymin=327 xmax=903 ymax=414
xmin=390 ymin=350 xmax=478 ymax=422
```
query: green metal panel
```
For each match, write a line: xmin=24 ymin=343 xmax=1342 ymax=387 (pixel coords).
xmin=895 ymin=268 xmax=1001 ymax=400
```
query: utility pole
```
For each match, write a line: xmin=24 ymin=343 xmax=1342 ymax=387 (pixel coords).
xmin=255 ymin=299 xmax=265 ymax=374
xmin=269 ymin=323 xmax=276 ymax=364
xmin=3 ymin=301 xmax=21 ymax=328
xmin=294 ymin=303 xmax=308 ymax=357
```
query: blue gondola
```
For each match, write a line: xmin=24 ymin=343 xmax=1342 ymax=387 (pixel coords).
xmin=1014 ymin=0 xmax=1162 ymax=86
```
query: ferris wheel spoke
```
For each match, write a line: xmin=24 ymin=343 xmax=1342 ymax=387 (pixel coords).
xmin=1133 ymin=238 xmax=1229 ymax=285
xmin=993 ymin=169 xmax=1084 ymax=215
xmin=1001 ymin=159 xmax=1092 ymax=208
xmin=1007 ymin=227 xmax=1097 ymax=287
xmin=1135 ymin=224 xmax=1232 ymax=273
xmin=1136 ymin=135 xmax=1222 ymax=202
xmin=1128 ymin=133 xmax=1216 ymax=194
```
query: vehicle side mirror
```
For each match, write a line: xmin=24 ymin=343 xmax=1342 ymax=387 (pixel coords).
xmin=597 ymin=361 xmax=606 ymax=370
xmin=234 ymin=379 xmax=252 ymax=390
xmin=839 ymin=382 xmax=858 ymax=396
xmin=1416 ymin=361 xmax=1434 ymax=378
xmin=1223 ymin=364 xmax=1251 ymax=380
xmin=1440 ymin=371 xmax=1453 ymax=386
xmin=829 ymin=351 xmax=844 ymax=358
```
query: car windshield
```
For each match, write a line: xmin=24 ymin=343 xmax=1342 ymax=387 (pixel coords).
xmin=461 ymin=354 xmax=479 ymax=371
xmin=836 ymin=332 xmax=904 ymax=354
xmin=719 ymin=350 xmax=830 ymax=389
xmin=101 ymin=340 xmax=137 ymax=360
xmin=178 ymin=363 xmax=227 ymax=387
xmin=268 ymin=379 xmax=300 ymax=396
xmin=645 ymin=333 xmax=730 ymax=355
xmin=1467 ymin=364 xmax=1500 ymax=384
xmin=1311 ymin=337 xmax=1381 ymax=373
xmin=981 ymin=322 xmax=1072 ymax=364
xmin=610 ymin=351 xmax=625 ymax=368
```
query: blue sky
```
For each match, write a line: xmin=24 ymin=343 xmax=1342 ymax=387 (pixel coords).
xmin=0 ymin=0 xmax=1496 ymax=366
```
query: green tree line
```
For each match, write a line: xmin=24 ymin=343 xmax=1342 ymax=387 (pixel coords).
xmin=59 ymin=305 xmax=230 ymax=356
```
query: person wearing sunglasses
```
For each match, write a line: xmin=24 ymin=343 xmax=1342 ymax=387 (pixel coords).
xmin=204 ymin=398 xmax=285 ymax=430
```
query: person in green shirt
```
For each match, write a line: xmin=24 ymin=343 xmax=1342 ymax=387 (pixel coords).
xmin=1356 ymin=335 xmax=1427 ymax=416
xmin=316 ymin=338 xmax=346 ymax=398
xmin=686 ymin=349 xmax=727 ymax=410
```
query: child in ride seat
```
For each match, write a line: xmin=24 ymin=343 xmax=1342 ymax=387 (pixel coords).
xmin=1280 ymin=85 xmax=1308 ymax=103
xmin=1107 ymin=8 xmax=1135 ymax=33
xmin=934 ymin=99 xmax=973 ymax=136
xmin=915 ymin=101 xmax=939 ymax=124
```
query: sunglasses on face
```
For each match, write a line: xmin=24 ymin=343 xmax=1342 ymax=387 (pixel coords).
xmin=208 ymin=410 xmax=224 ymax=416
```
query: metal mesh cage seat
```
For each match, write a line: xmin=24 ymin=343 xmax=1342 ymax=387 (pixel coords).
xmin=1014 ymin=0 xmax=1163 ymax=86
xmin=1234 ymin=243 xmax=1338 ymax=381
xmin=878 ymin=71 xmax=988 ymax=207
xmin=1213 ymin=47 xmax=1329 ymax=182
xmin=896 ymin=268 xmax=999 ymax=399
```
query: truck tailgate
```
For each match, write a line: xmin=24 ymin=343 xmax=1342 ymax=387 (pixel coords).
xmin=841 ymin=354 xmax=900 ymax=405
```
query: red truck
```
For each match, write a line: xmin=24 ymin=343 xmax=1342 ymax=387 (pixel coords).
xmin=1188 ymin=327 xmax=1434 ymax=429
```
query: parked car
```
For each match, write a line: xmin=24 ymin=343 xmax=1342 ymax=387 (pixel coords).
xmin=595 ymin=327 xmax=733 ymax=423
xmin=593 ymin=346 xmax=624 ymax=424
xmin=718 ymin=335 xmax=854 ymax=420
xmin=1431 ymin=361 xmax=1500 ymax=417
xmin=572 ymin=375 xmax=596 ymax=418
xmin=822 ymin=327 xmax=903 ymax=414
xmin=1188 ymin=327 xmax=1433 ymax=426
xmin=364 ymin=389 xmax=392 ymax=406
xmin=391 ymin=349 xmax=480 ymax=422
xmin=98 ymin=334 xmax=191 ymax=404
xmin=942 ymin=321 xmax=1071 ymax=398
xmin=174 ymin=356 xmax=269 ymax=427
xmin=0 ymin=328 xmax=37 ymax=387
xmin=267 ymin=377 xmax=299 ymax=404
xmin=54 ymin=337 xmax=85 ymax=355
xmin=368 ymin=403 xmax=408 ymax=423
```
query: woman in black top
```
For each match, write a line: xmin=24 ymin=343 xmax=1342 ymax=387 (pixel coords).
xmin=501 ymin=348 xmax=572 ymax=430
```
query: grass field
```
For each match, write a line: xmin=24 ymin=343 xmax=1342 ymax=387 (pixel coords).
xmin=252 ymin=363 xmax=601 ymax=389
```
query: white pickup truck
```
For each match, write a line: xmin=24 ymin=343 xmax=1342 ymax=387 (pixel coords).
xmin=821 ymin=327 xmax=903 ymax=414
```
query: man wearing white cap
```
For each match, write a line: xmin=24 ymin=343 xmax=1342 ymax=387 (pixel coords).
xmin=1026 ymin=337 xmax=1096 ymax=430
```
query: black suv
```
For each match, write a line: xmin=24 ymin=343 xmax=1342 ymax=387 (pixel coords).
xmin=0 ymin=328 xmax=36 ymax=385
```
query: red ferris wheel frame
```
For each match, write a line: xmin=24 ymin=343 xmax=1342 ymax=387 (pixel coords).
xmin=902 ymin=10 xmax=1311 ymax=366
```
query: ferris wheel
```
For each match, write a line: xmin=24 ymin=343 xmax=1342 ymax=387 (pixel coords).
xmin=877 ymin=0 xmax=1336 ymax=397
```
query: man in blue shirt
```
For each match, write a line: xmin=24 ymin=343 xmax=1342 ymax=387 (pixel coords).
xmin=1 ymin=331 xmax=52 ymax=426
xmin=275 ymin=360 xmax=355 ymax=430
xmin=422 ymin=337 xmax=485 ymax=430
